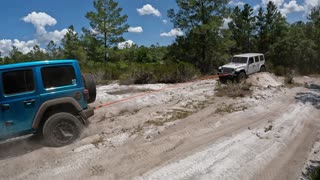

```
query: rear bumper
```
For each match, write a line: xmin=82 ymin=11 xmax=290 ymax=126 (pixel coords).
xmin=83 ymin=106 xmax=94 ymax=119
xmin=79 ymin=106 xmax=94 ymax=126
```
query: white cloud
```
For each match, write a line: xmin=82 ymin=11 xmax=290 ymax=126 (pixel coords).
xmin=118 ymin=40 xmax=135 ymax=49
xmin=0 ymin=12 xmax=68 ymax=56
xmin=22 ymin=12 xmax=67 ymax=44
xmin=253 ymin=4 xmax=261 ymax=12
xmin=38 ymin=29 xmax=68 ymax=43
xmin=22 ymin=12 xmax=57 ymax=34
xmin=280 ymin=0 xmax=304 ymax=16
xmin=160 ymin=28 xmax=184 ymax=37
xmin=12 ymin=39 xmax=38 ymax=54
xmin=262 ymin=0 xmax=284 ymax=8
xmin=89 ymin=27 xmax=99 ymax=35
xmin=222 ymin=17 xmax=232 ymax=29
xmin=128 ymin=26 xmax=143 ymax=33
xmin=137 ymin=4 xmax=161 ymax=17
xmin=229 ymin=0 xmax=245 ymax=7
xmin=0 ymin=39 xmax=14 ymax=56
xmin=304 ymin=0 xmax=320 ymax=15
xmin=162 ymin=19 xmax=168 ymax=24
xmin=0 ymin=39 xmax=39 ymax=56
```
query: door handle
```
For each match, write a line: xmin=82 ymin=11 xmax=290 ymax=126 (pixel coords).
xmin=1 ymin=104 xmax=10 ymax=110
xmin=24 ymin=99 xmax=35 ymax=106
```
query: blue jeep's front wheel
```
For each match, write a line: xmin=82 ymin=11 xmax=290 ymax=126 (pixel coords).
xmin=43 ymin=112 xmax=84 ymax=147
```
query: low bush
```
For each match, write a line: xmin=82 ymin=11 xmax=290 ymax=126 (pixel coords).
xmin=272 ymin=66 xmax=288 ymax=76
xmin=303 ymin=163 xmax=320 ymax=180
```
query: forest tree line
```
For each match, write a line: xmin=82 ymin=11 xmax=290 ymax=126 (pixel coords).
xmin=0 ymin=0 xmax=319 ymax=83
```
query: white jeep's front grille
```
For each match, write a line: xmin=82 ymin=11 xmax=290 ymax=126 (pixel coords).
xmin=222 ymin=68 xmax=234 ymax=74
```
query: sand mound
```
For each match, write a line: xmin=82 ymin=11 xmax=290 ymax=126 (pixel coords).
xmin=246 ymin=72 xmax=283 ymax=87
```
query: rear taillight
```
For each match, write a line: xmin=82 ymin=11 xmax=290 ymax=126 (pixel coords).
xmin=83 ymin=89 xmax=89 ymax=100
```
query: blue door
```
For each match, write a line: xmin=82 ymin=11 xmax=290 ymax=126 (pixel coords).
xmin=0 ymin=69 xmax=40 ymax=138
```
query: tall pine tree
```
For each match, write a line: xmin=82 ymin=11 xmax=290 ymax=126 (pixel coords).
xmin=85 ymin=0 xmax=129 ymax=62
xmin=167 ymin=0 xmax=229 ymax=73
xmin=228 ymin=4 xmax=256 ymax=53
xmin=61 ymin=25 xmax=87 ymax=62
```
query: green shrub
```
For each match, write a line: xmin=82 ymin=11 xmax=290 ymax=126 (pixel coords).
xmin=271 ymin=65 xmax=294 ymax=77
xmin=303 ymin=163 xmax=320 ymax=180
xmin=119 ymin=62 xmax=200 ymax=85
xmin=80 ymin=61 xmax=200 ymax=85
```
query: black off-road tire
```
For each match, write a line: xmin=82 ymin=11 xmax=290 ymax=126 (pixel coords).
xmin=43 ymin=112 xmax=84 ymax=147
xmin=260 ymin=66 xmax=266 ymax=72
xmin=82 ymin=73 xmax=96 ymax=103
xmin=237 ymin=71 xmax=246 ymax=82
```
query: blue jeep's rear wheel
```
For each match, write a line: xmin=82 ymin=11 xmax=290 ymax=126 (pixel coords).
xmin=43 ymin=112 xmax=84 ymax=147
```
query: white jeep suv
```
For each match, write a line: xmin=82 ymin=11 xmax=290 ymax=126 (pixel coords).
xmin=218 ymin=53 xmax=266 ymax=82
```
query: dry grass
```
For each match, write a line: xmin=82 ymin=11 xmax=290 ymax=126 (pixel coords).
xmin=130 ymin=125 xmax=143 ymax=135
xmin=146 ymin=110 xmax=192 ymax=126
xmin=146 ymin=120 xmax=166 ymax=126
xmin=215 ymin=103 xmax=248 ymax=114
xmin=215 ymin=82 xmax=252 ymax=98
xmin=91 ymin=136 xmax=104 ymax=147
xmin=145 ymin=98 xmax=215 ymax=127
xmin=107 ymin=88 xmax=153 ymax=95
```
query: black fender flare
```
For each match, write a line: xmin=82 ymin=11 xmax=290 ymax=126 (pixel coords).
xmin=32 ymin=97 xmax=85 ymax=129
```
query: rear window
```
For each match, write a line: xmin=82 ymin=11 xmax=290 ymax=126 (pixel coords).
xmin=2 ymin=69 xmax=35 ymax=95
xmin=41 ymin=65 xmax=76 ymax=88
xmin=254 ymin=56 xmax=259 ymax=62
xmin=260 ymin=55 xmax=265 ymax=61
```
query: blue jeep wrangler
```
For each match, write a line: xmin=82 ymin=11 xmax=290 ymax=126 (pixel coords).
xmin=0 ymin=60 xmax=96 ymax=147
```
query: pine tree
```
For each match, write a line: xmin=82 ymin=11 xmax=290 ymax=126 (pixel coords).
xmin=61 ymin=25 xmax=87 ymax=62
xmin=255 ymin=1 xmax=287 ymax=53
xmin=167 ymin=0 xmax=229 ymax=73
xmin=229 ymin=4 xmax=256 ymax=53
xmin=85 ymin=0 xmax=129 ymax=62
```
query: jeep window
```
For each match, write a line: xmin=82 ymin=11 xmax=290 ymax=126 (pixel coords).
xmin=232 ymin=57 xmax=247 ymax=63
xmin=41 ymin=65 xmax=76 ymax=88
xmin=2 ymin=69 xmax=35 ymax=95
xmin=249 ymin=57 xmax=254 ymax=64
xmin=260 ymin=55 xmax=264 ymax=61
xmin=254 ymin=56 xmax=259 ymax=63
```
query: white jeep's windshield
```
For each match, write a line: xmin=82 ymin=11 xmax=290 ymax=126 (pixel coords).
xmin=232 ymin=57 xmax=248 ymax=63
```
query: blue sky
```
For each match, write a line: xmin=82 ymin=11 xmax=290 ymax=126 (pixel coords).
xmin=0 ymin=0 xmax=318 ymax=56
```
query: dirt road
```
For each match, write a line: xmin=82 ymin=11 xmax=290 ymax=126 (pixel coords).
xmin=0 ymin=73 xmax=319 ymax=180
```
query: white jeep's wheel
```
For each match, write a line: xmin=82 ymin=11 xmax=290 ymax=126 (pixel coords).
xmin=260 ymin=66 xmax=266 ymax=72
xmin=43 ymin=112 xmax=84 ymax=147
xmin=237 ymin=71 xmax=246 ymax=82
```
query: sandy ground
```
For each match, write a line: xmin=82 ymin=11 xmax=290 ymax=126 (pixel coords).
xmin=0 ymin=72 xmax=320 ymax=180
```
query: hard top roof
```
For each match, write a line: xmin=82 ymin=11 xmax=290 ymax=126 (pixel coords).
xmin=0 ymin=60 xmax=77 ymax=71
xmin=233 ymin=53 xmax=264 ymax=57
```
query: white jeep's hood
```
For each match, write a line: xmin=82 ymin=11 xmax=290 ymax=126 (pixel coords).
xmin=221 ymin=63 xmax=246 ymax=69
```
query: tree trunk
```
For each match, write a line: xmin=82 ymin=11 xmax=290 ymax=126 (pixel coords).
xmin=199 ymin=0 xmax=209 ymax=73
xmin=104 ymin=32 xmax=107 ymax=61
